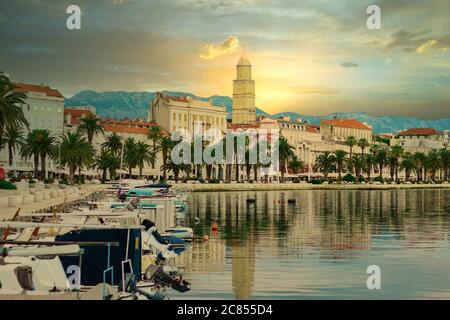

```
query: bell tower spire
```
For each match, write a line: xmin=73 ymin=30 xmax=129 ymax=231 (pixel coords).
xmin=232 ymin=51 xmax=256 ymax=124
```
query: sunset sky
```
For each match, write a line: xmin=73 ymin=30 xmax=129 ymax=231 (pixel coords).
xmin=0 ymin=0 xmax=449 ymax=118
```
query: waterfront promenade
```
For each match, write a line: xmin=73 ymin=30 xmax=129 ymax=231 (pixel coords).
xmin=173 ymin=182 xmax=450 ymax=192
xmin=0 ymin=183 xmax=108 ymax=220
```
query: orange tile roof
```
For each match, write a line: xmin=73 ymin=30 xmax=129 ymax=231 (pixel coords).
xmin=306 ymin=124 xmax=320 ymax=133
xmin=398 ymin=128 xmax=441 ymax=136
xmin=13 ymin=83 xmax=63 ymax=98
xmin=103 ymin=125 xmax=149 ymax=134
xmin=64 ymin=108 xmax=94 ymax=125
xmin=100 ymin=119 xmax=151 ymax=127
xmin=321 ymin=118 xmax=371 ymax=131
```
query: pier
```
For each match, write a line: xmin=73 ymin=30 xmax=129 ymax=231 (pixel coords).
xmin=0 ymin=183 xmax=108 ymax=220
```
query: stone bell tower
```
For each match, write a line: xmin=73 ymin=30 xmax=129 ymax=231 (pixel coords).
xmin=232 ymin=53 xmax=256 ymax=124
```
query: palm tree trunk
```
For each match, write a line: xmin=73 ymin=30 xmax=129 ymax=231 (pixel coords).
xmin=40 ymin=154 xmax=46 ymax=180
xmin=162 ymin=152 xmax=167 ymax=181
xmin=88 ymin=132 xmax=93 ymax=145
xmin=102 ymin=169 xmax=107 ymax=183
xmin=34 ymin=153 xmax=39 ymax=179
xmin=8 ymin=145 xmax=13 ymax=166
xmin=70 ymin=165 xmax=76 ymax=184
xmin=139 ymin=165 xmax=143 ymax=177
xmin=253 ymin=164 xmax=258 ymax=182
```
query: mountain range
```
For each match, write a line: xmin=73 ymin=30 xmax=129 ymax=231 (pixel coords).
xmin=65 ymin=90 xmax=450 ymax=134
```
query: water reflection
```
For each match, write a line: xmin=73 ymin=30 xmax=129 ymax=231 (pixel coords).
xmin=173 ymin=189 xmax=450 ymax=299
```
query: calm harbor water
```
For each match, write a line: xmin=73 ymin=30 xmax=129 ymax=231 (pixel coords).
xmin=172 ymin=189 xmax=450 ymax=299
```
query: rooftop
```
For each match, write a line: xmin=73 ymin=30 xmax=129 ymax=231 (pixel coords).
xmin=237 ymin=53 xmax=251 ymax=66
xmin=398 ymin=128 xmax=442 ymax=136
xmin=64 ymin=108 xmax=95 ymax=125
xmin=13 ymin=83 xmax=63 ymax=98
xmin=321 ymin=118 xmax=371 ymax=131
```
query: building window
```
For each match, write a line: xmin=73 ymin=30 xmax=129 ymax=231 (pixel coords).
xmin=173 ymin=113 xmax=176 ymax=121
xmin=184 ymin=114 xmax=187 ymax=122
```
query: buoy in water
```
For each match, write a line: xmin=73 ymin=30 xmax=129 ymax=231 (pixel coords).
xmin=212 ymin=222 xmax=218 ymax=231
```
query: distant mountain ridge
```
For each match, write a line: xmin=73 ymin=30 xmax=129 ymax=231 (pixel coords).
xmin=65 ymin=90 xmax=450 ymax=134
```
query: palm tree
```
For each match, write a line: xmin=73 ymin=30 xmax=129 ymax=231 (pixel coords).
xmin=157 ymin=135 xmax=175 ymax=181
xmin=413 ymin=152 xmax=426 ymax=182
xmin=0 ymin=72 xmax=29 ymax=149
xmin=59 ymin=132 xmax=93 ymax=184
xmin=123 ymin=137 xmax=138 ymax=176
xmin=334 ymin=149 xmax=347 ymax=182
xmin=147 ymin=125 xmax=162 ymax=168
xmin=400 ymin=153 xmax=416 ymax=182
xmin=147 ymin=125 xmax=162 ymax=149
xmin=389 ymin=145 xmax=404 ymax=181
xmin=101 ymin=132 xmax=123 ymax=156
xmin=279 ymin=136 xmax=295 ymax=182
xmin=77 ymin=113 xmax=104 ymax=145
xmin=345 ymin=136 xmax=357 ymax=158
xmin=374 ymin=146 xmax=388 ymax=179
xmin=36 ymin=129 xmax=56 ymax=179
xmin=20 ymin=130 xmax=41 ymax=179
xmin=93 ymin=149 xmax=119 ymax=183
xmin=387 ymin=154 xmax=397 ymax=181
xmin=135 ymin=141 xmax=155 ymax=177
xmin=314 ymin=152 xmax=336 ymax=179
xmin=289 ymin=155 xmax=304 ymax=175
xmin=3 ymin=126 xmax=24 ymax=166
xmin=357 ymin=138 xmax=370 ymax=156
xmin=162 ymin=158 xmax=186 ymax=183
xmin=439 ymin=148 xmax=449 ymax=182
xmin=426 ymin=149 xmax=441 ymax=182
xmin=349 ymin=155 xmax=365 ymax=182
xmin=363 ymin=153 xmax=376 ymax=182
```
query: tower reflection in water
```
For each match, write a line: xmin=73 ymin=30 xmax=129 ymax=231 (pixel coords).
xmin=175 ymin=189 xmax=450 ymax=300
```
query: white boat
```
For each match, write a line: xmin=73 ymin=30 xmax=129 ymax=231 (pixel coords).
xmin=163 ymin=226 xmax=193 ymax=240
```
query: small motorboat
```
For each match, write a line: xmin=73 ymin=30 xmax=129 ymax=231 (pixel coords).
xmin=287 ymin=199 xmax=297 ymax=204
xmin=246 ymin=198 xmax=256 ymax=203
xmin=164 ymin=226 xmax=193 ymax=240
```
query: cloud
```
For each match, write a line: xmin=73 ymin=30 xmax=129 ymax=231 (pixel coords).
xmin=387 ymin=29 xmax=450 ymax=53
xmin=417 ymin=40 xmax=439 ymax=53
xmin=340 ymin=62 xmax=358 ymax=68
xmin=199 ymin=36 xmax=240 ymax=60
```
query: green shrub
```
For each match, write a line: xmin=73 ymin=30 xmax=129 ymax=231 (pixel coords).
xmin=9 ymin=176 xmax=21 ymax=183
xmin=44 ymin=178 xmax=55 ymax=184
xmin=0 ymin=180 xmax=17 ymax=190
xmin=343 ymin=174 xmax=356 ymax=183
xmin=28 ymin=179 xmax=36 ymax=184
xmin=373 ymin=176 xmax=384 ymax=183
xmin=311 ymin=179 xmax=323 ymax=185
xmin=358 ymin=175 xmax=366 ymax=183
xmin=59 ymin=176 xmax=69 ymax=185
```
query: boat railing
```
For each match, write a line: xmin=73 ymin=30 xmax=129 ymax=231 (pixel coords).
xmin=102 ymin=243 xmax=114 ymax=300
